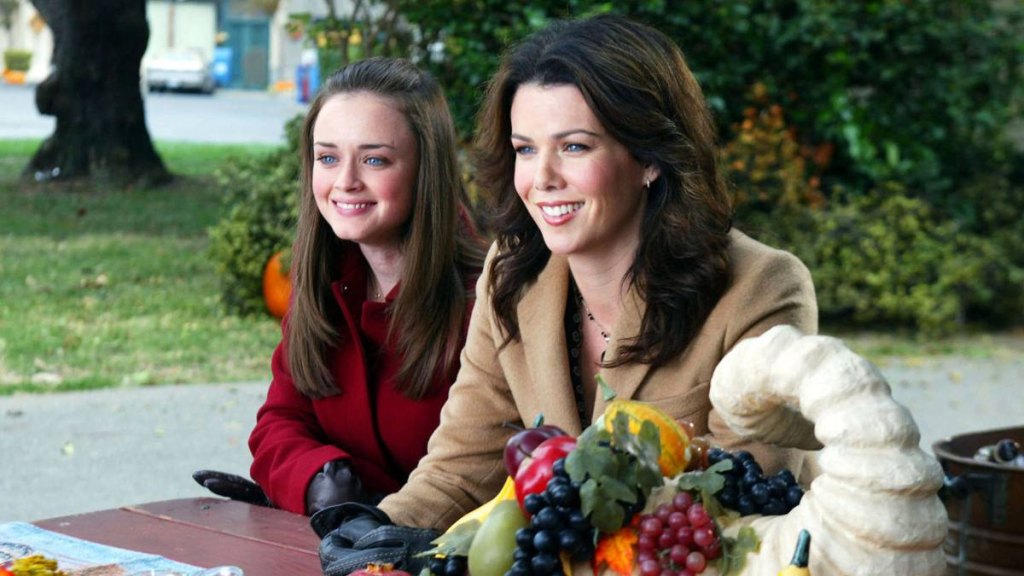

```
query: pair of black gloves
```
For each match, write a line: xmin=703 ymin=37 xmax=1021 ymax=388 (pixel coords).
xmin=193 ymin=462 xmax=437 ymax=574
xmin=193 ymin=460 xmax=368 ymax=515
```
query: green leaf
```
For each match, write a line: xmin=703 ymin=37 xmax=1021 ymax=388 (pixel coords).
xmin=566 ymin=437 xmax=617 ymax=481
xmin=609 ymin=411 xmax=662 ymax=481
xmin=636 ymin=465 xmax=663 ymax=492
xmin=715 ymin=525 xmax=761 ymax=576
xmin=599 ymin=476 xmax=637 ymax=503
xmin=596 ymin=374 xmax=616 ymax=401
xmin=418 ymin=520 xmax=480 ymax=558
xmin=578 ymin=478 xmax=600 ymax=518
xmin=677 ymin=458 xmax=733 ymax=495
xmin=589 ymin=499 xmax=626 ymax=533
xmin=677 ymin=460 xmax=735 ymax=518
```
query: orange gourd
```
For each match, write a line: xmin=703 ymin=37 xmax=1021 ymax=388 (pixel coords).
xmin=603 ymin=399 xmax=692 ymax=477
xmin=262 ymin=250 xmax=292 ymax=320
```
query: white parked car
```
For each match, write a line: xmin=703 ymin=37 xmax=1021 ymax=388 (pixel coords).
xmin=145 ymin=49 xmax=216 ymax=94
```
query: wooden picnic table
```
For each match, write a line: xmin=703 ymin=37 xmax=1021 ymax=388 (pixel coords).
xmin=34 ymin=497 xmax=322 ymax=575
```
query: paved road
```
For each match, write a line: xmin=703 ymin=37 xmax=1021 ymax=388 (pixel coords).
xmin=2 ymin=353 xmax=1022 ymax=523
xmin=0 ymin=83 xmax=308 ymax=144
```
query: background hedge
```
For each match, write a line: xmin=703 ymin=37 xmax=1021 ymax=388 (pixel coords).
xmin=211 ymin=0 xmax=1024 ymax=335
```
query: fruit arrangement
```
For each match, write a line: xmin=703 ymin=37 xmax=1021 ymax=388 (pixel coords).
xmin=375 ymin=324 xmax=947 ymax=576
xmin=416 ymin=384 xmax=803 ymax=576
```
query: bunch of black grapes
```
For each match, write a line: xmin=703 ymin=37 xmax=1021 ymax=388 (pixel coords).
xmin=708 ymin=448 xmax=803 ymax=516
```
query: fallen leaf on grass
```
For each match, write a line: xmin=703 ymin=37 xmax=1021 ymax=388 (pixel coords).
xmin=79 ymin=273 xmax=109 ymax=289
xmin=120 ymin=370 xmax=154 ymax=386
xmin=31 ymin=372 xmax=62 ymax=385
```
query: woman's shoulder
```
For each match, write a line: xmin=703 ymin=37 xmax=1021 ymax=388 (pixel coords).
xmin=726 ymin=228 xmax=811 ymax=280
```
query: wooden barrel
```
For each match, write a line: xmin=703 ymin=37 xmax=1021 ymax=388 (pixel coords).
xmin=933 ymin=426 xmax=1024 ymax=576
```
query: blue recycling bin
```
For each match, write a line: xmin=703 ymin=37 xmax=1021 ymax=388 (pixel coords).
xmin=212 ymin=47 xmax=232 ymax=87
xmin=296 ymin=62 xmax=320 ymax=104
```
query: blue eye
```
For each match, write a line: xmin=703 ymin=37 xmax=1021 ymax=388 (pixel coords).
xmin=514 ymin=145 xmax=535 ymax=156
xmin=317 ymin=154 xmax=337 ymax=165
xmin=365 ymin=156 xmax=387 ymax=167
xmin=565 ymin=143 xmax=589 ymax=153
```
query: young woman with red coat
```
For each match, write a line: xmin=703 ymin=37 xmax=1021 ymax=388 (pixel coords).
xmin=195 ymin=57 xmax=486 ymax=516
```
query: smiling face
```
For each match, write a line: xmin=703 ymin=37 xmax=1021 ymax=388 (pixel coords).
xmin=311 ymin=92 xmax=418 ymax=251
xmin=510 ymin=83 xmax=658 ymax=261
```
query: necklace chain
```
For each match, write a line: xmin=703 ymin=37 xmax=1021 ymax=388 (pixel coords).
xmin=575 ymin=285 xmax=611 ymax=344
xmin=368 ymin=275 xmax=383 ymax=301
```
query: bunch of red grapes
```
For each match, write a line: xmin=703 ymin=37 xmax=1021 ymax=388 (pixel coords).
xmin=635 ymin=491 xmax=719 ymax=576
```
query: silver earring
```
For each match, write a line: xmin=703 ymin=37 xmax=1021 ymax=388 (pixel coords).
xmin=644 ymin=178 xmax=651 ymax=190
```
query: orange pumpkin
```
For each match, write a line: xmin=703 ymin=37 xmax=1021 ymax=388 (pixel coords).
xmin=262 ymin=250 xmax=292 ymax=320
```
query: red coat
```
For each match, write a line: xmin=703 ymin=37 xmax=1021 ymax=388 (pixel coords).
xmin=249 ymin=245 xmax=477 ymax=515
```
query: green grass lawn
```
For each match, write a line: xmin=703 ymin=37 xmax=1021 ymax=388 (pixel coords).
xmin=0 ymin=140 xmax=284 ymax=394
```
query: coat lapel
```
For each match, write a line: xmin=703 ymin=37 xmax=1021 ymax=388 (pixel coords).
xmin=516 ymin=255 xmax=582 ymax=435
xmin=592 ymin=283 xmax=652 ymax=419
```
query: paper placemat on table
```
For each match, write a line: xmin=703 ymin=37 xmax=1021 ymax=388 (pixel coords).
xmin=0 ymin=521 xmax=200 ymax=575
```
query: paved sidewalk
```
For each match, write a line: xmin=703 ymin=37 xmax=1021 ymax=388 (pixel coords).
xmin=1 ymin=355 xmax=1022 ymax=523
xmin=0 ymin=382 xmax=268 ymax=523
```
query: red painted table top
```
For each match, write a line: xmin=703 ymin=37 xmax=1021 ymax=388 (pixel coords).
xmin=34 ymin=497 xmax=321 ymax=575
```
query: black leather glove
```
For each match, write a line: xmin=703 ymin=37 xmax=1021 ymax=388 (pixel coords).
xmin=192 ymin=469 xmax=272 ymax=507
xmin=312 ymin=503 xmax=439 ymax=576
xmin=306 ymin=460 xmax=368 ymax=516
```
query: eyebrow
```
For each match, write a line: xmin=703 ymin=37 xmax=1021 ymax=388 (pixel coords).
xmin=312 ymin=142 xmax=398 ymax=150
xmin=510 ymin=129 xmax=601 ymax=141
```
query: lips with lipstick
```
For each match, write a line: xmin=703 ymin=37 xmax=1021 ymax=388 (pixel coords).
xmin=538 ymin=201 xmax=583 ymax=224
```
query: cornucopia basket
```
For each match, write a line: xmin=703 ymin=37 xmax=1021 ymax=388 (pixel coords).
xmin=575 ymin=325 xmax=948 ymax=575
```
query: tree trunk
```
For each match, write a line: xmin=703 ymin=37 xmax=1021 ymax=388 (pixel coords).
xmin=25 ymin=0 xmax=171 ymax=187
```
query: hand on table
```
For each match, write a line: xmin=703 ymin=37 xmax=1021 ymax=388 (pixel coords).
xmin=306 ymin=460 xmax=373 ymax=515
xmin=192 ymin=470 xmax=272 ymax=507
xmin=312 ymin=503 xmax=438 ymax=575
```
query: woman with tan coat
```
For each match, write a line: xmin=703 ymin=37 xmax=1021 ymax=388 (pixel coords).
xmin=314 ymin=15 xmax=820 ymax=575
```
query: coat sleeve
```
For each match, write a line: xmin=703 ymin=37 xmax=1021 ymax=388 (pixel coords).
xmin=378 ymin=244 xmax=515 ymax=530
xmin=705 ymin=244 xmax=822 ymax=478
xmin=248 ymin=325 xmax=351 ymax=515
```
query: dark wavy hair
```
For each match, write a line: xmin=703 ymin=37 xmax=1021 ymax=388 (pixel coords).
xmin=475 ymin=14 xmax=733 ymax=367
xmin=290 ymin=57 xmax=487 ymax=399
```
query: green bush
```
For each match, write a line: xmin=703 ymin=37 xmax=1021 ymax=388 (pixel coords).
xmin=3 ymin=49 xmax=31 ymax=72
xmin=727 ymin=105 xmax=1024 ymax=333
xmin=208 ymin=115 xmax=302 ymax=316
xmin=646 ymin=1 xmax=1024 ymax=199
xmin=954 ymin=164 xmax=1024 ymax=324
xmin=770 ymin=185 xmax=1015 ymax=336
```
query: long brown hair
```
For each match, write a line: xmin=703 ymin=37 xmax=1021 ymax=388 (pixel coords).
xmin=290 ymin=57 xmax=486 ymax=399
xmin=475 ymin=15 xmax=733 ymax=367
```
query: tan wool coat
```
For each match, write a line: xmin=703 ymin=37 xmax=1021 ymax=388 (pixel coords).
xmin=379 ymin=229 xmax=819 ymax=530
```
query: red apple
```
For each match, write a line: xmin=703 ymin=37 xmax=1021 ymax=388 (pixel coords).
xmin=514 ymin=435 xmax=577 ymax=513
xmin=504 ymin=422 xmax=568 ymax=476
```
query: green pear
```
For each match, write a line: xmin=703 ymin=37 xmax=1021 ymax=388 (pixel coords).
xmin=468 ymin=499 xmax=529 ymax=576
